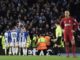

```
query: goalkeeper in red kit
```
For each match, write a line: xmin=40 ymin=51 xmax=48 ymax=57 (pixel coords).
xmin=60 ymin=10 xmax=78 ymax=57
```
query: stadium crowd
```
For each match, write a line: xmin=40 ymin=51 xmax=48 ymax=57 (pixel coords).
xmin=0 ymin=0 xmax=80 ymax=55
xmin=0 ymin=0 xmax=80 ymax=34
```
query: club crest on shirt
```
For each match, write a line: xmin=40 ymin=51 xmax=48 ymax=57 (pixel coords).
xmin=69 ymin=20 xmax=71 ymax=23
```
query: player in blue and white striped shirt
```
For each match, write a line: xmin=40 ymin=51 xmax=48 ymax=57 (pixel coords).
xmin=11 ymin=27 xmax=19 ymax=55
xmin=20 ymin=26 xmax=28 ymax=55
xmin=4 ymin=29 xmax=11 ymax=55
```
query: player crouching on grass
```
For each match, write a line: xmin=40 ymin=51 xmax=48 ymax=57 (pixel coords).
xmin=53 ymin=21 xmax=64 ymax=55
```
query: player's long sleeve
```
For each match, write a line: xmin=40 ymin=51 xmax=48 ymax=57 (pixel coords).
xmin=73 ymin=19 xmax=78 ymax=31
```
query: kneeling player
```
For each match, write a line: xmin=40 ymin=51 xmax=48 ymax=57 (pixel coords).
xmin=53 ymin=22 xmax=63 ymax=55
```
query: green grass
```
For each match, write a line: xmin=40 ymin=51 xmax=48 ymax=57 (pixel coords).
xmin=0 ymin=56 xmax=79 ymax=60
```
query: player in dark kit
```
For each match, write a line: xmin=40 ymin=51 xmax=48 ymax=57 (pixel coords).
xmin=60 ymin=10 xmax=78 ymax=57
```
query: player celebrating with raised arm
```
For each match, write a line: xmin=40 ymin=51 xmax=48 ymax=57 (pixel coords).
xmin=60 ymin=10 xmax=78 ymax=57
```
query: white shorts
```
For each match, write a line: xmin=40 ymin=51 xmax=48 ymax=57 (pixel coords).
xmin=10 ymin=42 xmax=18 ymax=47
xmin=19 ymin=42 xmax=22 ymax=47
xmin=5 ymin=43 xmax=9 ymax=47
xmin=22 ymin=42 xmax=26 ymax=47
xmin=10 ymin=42 xmax=14 ymax=47
xmin=15 ymin=42 xmax=18 ymax=46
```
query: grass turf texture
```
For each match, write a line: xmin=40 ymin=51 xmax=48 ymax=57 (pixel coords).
xmin=0 ymin=56 xmax=79 ymax=60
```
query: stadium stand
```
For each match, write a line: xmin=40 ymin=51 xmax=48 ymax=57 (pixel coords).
xmin=0 ymin=0 xmax=80 ymax=55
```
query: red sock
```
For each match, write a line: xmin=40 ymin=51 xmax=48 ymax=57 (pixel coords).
xmin=72 ymin=45 xmax=76 ymax=56
xmin=66 ymin=45 xmax=69 ymax=56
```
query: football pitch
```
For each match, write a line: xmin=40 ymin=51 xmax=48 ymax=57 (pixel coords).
xmin=0 ymin=56 xmax=80 ymax=60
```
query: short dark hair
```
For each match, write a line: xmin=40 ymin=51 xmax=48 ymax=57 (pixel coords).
xmin=55 ymin=20 xmax=60 ymax=25
xmin=65 ymin=9 xmax=70 ymax=11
